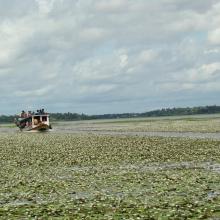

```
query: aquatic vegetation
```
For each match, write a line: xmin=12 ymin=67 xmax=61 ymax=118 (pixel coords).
xmin=0 ymin=133 xmax=220 ymax=219
xmin=55 ymin=116 xmax=220 ymax=133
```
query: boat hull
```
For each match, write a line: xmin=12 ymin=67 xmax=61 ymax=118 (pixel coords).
xmin=21 ymin=123 xmax=51 ymax=132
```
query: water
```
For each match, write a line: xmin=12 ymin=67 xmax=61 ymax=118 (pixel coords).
xmin=2 ymin=122 xmax=220 ymax=140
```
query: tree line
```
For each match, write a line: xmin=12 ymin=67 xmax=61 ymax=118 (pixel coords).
xmin=1 ymin=105 xmax=220 ymax=123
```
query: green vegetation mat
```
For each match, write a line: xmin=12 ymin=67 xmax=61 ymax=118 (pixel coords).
xmin=0 ymin=133 xmax=220 ymax=219
xmin=54 ymin=116 xmax=220 ymax=133
xmin=92 ymin=118 xmax=220 ymax=133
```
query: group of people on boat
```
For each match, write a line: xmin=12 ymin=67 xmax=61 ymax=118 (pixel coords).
xmin=20 ymin=109 xmax=46 ymax=118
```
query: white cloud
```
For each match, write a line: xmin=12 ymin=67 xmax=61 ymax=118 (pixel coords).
xmin=201 ymin=62 xmax=220 ymax=75
xmin=80 ymin=84 xmax=116 ymax=94
xmin=0 ymin=19 xmax=34 ymax=65
xmin=15 ymin=85 xmax=53 ymax=97
xmin=208 ymin=28 xmax=220 ymax=45
xmin=137 ymin=50 xmax=158 ymax=64
xmin=35 ymin=0 xmax=58 ymax=14
xmin=79 ymin=27 xmax=108 ymax=42
xmin=0 ymin=0 xmax=220 ymax=114
xmin=95 ymin=0 xmax=128 ymax=12
xmin=187 ymin=63 xmax=220 ymax=82
xmin=204 ymin=48 xmax=220 ymax=54
xmin=119 ymin=54 xmax=128 ymax=68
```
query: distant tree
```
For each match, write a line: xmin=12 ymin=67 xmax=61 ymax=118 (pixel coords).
xmin=1 ymin=105 xmax=220 ymax=123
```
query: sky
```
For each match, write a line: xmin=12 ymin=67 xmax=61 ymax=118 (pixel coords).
xmin=0 ymin=0 xmax=220 ymax=115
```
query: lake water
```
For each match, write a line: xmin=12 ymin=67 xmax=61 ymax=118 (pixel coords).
xmin=2 ymin=120 xmax=220 ymax=140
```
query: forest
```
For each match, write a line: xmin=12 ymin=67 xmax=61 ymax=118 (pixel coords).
xmin=1 ymin=105 xmax=220 ymax=123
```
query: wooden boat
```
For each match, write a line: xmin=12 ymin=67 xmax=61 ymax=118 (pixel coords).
xmin=15 ymin=112 xmax=52 ymax=132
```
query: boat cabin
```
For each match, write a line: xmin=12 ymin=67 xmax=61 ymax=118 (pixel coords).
xmin=32 ymin=114 xmax=50 ymax=128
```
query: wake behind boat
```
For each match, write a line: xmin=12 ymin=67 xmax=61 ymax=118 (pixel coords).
xmin=14 ymin=109 xmax=52 ymax=132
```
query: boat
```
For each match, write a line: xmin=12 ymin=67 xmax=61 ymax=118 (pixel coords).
xmin=15 ymin=110 xmax=52 ymax=132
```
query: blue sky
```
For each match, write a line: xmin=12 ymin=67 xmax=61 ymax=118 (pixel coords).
xmin=0 ymin=0 xmax=220 ymax=115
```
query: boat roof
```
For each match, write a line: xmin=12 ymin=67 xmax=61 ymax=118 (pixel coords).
xmin=31 ymin=114 xmax=49 ymax=116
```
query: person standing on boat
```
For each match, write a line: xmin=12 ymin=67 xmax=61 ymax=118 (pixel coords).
xmin=24 ymin=111 xmax=27 ymax=118
xmin=21 ymin=110 xmax=25 ymax=118
xmin=27 ymin=111 xmax=32 ymax=126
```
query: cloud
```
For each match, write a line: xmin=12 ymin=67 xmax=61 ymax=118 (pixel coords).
xmin=79 ymin=27 xmax=108 ymax=43
xmin=137 ymin=50 xmax=158 ymax=64
xmin=95 ymin=0 xmax=128 ymax=13
xmin=0 ymin=0 xmax=220 ymax=114
xmin=15 ymin=85 xmax=53 ymax=97
xmin=208 ymin=28 xmax=220 ymax=45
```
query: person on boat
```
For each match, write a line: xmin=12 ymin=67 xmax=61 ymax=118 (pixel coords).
xmin=27 ymin=111 xmax=32 ymax=126
xmin=24 ymin=111 xmax=27 ymax=118
xmin=21 ymin=110 xmax=26 ymax=118
xmin=28 ymin=111 xmax=32 ymax=116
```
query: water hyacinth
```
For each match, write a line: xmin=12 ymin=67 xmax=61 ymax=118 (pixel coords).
xmin=0 ymin=131 xmax=220 ymax=219
xmin=54 ymin=116 xmax=220 ymax=133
